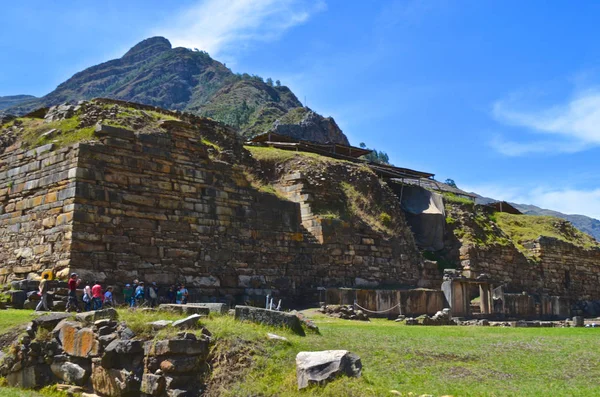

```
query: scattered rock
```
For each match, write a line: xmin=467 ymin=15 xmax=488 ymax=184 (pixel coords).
xmin=296 ymin=350 xmax=362 ymax=389
xmin=267 ymin=333 xmax=289 ymax=342
xmin=171 ymin=314 xmax=202 ymax=329
xmin=149 ymin=320 xmax=173 ymax=330
xmin=318 ymin=305 xmax=369 ymax=321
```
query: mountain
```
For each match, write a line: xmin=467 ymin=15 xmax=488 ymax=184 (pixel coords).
xmin=5 ymin=37 xmax=349 ymax=145
xmin=511 ymin=203 xmax=600 ymax=242
xmin=0 ymin=95 xmax=37 ymax=111
xmin=472 ymin=193 xmax=600 ymax=241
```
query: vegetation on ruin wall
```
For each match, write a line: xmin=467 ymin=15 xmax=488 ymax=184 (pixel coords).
xmin=495 ymin=212 xmax=600 ymax=251
xmin=1 ymin=103 xmax=182 ymax=150
xmin=2 ymin=309 xmax=600 ymax=396
xmin=444 ymin=201 xmax=511 ymax=248
xmin=3 ymin=117 xmax=96 ymax=148
xmin=246 ymin=146 xmax=398 ymax=235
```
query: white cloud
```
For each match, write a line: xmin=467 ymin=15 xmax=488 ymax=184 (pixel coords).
xmin=157 ymin=0 xmax=325 ymax=58
xmin=462 ymin=183 xmax=600 ymax=220
xmin=491 ymin=89 xmax=600 ymax=155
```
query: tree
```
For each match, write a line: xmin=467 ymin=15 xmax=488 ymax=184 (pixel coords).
xmin=266 ymin=78 xmax=274 ymax=86
xmin=445 ymin=179 xmax=457 ymax=188
xmin=275 ymin=80 xmax=281 ymax=87
xmin=359 ymin=142 xmax=366 ymax=148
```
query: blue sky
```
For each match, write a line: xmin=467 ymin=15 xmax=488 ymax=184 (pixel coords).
xmin=2 ymin=0 xmax=600 ymax=218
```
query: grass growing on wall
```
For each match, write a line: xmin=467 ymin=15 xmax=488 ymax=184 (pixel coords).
xmin=495 ymin=212 xmax=599 ymax=250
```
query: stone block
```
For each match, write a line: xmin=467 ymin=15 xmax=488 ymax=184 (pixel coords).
xmin=140 ymin=373 xmax=166 ymax=396
xmin=186 ymin=303 xmax=229 ymax=315
xmin=296 ymin=350 xmax=362 ymax=390
xmin=32 ymin=312 xmax=71 ymax=331
xmin=91 ymin=364 xmax=140 ymax=397
xmin=234 ymin=306 xmax=305 ymax=336
xmin=144 ymin=338 xmax=209 ymax=357
xmin=94 ymin=124 xmax=135 ymax=141
xmin=158 ymin=304 xmax=210 ymax=316
xmin=75 ymin=308 xmax=118 ymax=324
xmin=50 ymin=361 xmax=90 ymax=386
xmin=171 ymin=314 xmax=202 ymax=329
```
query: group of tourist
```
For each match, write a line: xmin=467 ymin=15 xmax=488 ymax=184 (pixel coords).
xmin=35 ymin=273 xmax=191 ymax=312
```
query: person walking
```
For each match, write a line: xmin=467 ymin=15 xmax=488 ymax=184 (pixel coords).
xmin=135 ymin=281 xmax=145 ymax=306
xmin=180 ymin=283 xmax=189 ymax=304
xmin=148 ymin=282 xmax=159 ymax=307
xmin=82 ymin=284 xmax=92 ymax=311
xmin=123 ymin=284 xmax=134 ymax=308
xmin=35 ymin=273 xmax=50 ymax=312
xmin=104 ymin=286 xmax=114 ymax=307
xmin=91 ymin=281 xmax=103 ymax=310
xmin=66 ymin=273 xmax=81 ymax=313
xmin=167 ymin=285 xmax=176 ymax=304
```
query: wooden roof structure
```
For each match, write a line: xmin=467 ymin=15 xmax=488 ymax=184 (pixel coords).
xmin=248 ymin=132 xmax=435 ymax=180
xmin=392 ymin=178 xmax=477 ymax=199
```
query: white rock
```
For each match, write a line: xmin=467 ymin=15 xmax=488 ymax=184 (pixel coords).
xmin=296 ymin=350 xmax=362 ymax=390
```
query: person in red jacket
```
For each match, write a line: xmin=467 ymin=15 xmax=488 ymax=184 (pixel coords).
xmin=66 ymin=273 xmax=81 ymax=313
xmin=91 ymin=281 xmax=103 ymax=310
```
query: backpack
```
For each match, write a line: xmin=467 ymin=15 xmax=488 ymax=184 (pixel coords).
xmin=135 ymin=288 xmax=144 ymax=299
xmin=83 ymin=293 xmax=91 ymax=303
xmin=149 ymin=287 xmax=157 ymax=299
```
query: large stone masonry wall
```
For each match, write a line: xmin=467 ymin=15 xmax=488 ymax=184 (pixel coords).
xmin=49 ymin=123 xmax=428 ymax=303
xmin=0 ymin=141 xmax=77 ymax=283
xmin=272 ymin=171 xmax=431 ymax=289
xmin=460 ymin=239 xmax=600 ymax=300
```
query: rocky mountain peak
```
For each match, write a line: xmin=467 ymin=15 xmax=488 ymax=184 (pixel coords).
xmin=122 ymin=36 xmax=172 ymax=60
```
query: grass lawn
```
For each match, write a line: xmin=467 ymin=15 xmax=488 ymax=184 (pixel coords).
xmin=1 ymin=309 xmax=599 ymax=396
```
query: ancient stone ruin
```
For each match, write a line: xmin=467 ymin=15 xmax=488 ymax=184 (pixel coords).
xmin=1 ymin=98 xmax=600 ymax=319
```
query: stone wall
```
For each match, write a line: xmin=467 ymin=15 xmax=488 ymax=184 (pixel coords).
xmin=0 ymin=141 xmax=78 ymax=283
xmin=0 ymin=122 xmax=432 ymax=305
xmin=445 ymin=203 xmax=600 ymax=301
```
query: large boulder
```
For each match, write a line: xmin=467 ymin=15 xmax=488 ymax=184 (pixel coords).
xmin=50 ymin=361 xmax=90 ymax=386
xmin=235 ymin=306 xmax=305 ymax=336
xmin=54 ymin=321 xmax=99 ymax=358
xmin=295 ymin=350 xmax=362 ymax=390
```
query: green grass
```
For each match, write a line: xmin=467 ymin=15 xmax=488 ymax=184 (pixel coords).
xmin=442 ymin=192 xmax=475 ymax=206
xmin=496 ymin=212 xmax=599 ymax=252
xmin=0 ymin=386 xmax=68 ymax=397
xmin=13 ymin=117 xmax=96 ymax=149
xmin=2 ymin=309 xmax=599 ymax=396
xmin=0 ymin=309 xmax=35 ymax=335
xmin=246 ymin=145 xmax=349 ymax=165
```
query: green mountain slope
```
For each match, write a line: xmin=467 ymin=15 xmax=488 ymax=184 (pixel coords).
xmin=5 ymin=37 xmax=349 ymax=145
xmin=0 ymin=95 xmax=37 ymax=111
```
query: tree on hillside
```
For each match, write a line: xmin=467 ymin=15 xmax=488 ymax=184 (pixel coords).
xmin=266 ymin=78 xmax=274 ymax=86
xmin=275 ymin=80 xmax=281 ymax=87
xmin=445 ymin=179 xmax=457 ymax=188
xmin=358 ymin=142 xmax=391 ymax=165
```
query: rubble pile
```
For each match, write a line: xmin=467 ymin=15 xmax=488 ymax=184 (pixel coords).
xmin=0 ymin=308 xmax=211 ymax=396
xmin=318 ymin=305 xmax=369 ymax=321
